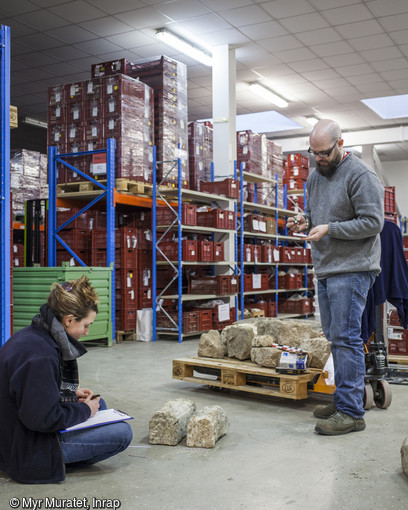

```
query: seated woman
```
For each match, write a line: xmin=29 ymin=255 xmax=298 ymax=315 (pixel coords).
xmin=0 ymin=276 xmax=132 ymax=484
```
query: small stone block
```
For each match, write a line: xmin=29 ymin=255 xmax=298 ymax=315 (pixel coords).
xmin=149 ymin=399 xmax=196 ymax=446
xmin=186 ymin=405 xmax=229 ymax=448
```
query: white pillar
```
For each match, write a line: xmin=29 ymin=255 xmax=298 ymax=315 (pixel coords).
xmin=212 ymin=45 xmax=236 ymax=178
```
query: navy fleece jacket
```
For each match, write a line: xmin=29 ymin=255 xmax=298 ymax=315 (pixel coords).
xmin=0 ymin=324 xmax=91 ymax=484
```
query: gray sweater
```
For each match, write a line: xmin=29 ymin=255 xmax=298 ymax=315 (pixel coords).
xmin=305 ymin=153 xmax=384 ymax=279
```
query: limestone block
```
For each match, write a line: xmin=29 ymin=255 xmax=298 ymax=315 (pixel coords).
xmin=224 ymin=325 xmax=255 ymax=360
xmin=149 ymin=399 xmax=196 ymax=446
xmin=256 ymin=318 xmax=321 ymax=348
xmin=250 ymin=347 xmax=282 ymax=368
xmin=299 ymin=337 xmax=331 ymax=369
xmin=252 ymin=334 xmax=276 ymax=347
xmin=401 ymin=438 xmax=408 ymax=476
xmin=186 ymin=405 xmax=229 ymax=448
xmin=198 ymin=330 xmax=226 ymax=358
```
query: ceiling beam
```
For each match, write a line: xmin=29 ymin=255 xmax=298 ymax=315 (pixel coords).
xmin=273 ymin=125 xmax=408 ymax=153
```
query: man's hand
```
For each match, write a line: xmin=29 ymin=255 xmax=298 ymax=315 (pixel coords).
xmin=287 ymin=214 xmax=307 ymax=233
xmin=305 ymin=224 xmax=329 ymax=242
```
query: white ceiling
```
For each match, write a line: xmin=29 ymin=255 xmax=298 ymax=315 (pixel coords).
xmin=3 ymin=0 xmax=408 ymax=161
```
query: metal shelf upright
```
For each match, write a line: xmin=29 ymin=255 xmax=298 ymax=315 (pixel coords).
xmin=152 ymin=149 xmax=238 ymax=342
xmin=0 ymin=25 xmax=11 ymax=346
xmin=48 ymin=138 xmax=116 ymax=339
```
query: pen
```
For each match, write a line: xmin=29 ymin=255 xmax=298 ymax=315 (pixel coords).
xmin=91 ymin=394 xmax=100 ymax=400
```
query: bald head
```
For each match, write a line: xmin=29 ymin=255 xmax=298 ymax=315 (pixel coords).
xmin=310 ymin=119 xmax=342 ymax=147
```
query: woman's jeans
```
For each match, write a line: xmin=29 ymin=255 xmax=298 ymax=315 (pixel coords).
xmin=318 ymin=271 xmax=375 ymax=419
xmin=59 ymin=398 xmax=133 ymax=465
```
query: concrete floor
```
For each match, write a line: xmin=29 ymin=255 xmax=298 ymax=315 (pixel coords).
xmin=1 ymin=338 xmax=408 ymax=510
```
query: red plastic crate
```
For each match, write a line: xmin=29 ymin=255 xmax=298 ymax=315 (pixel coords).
xmin=197 ymin=309 xmax=212 ymax=331
xmin=284 ymin=176 xmax=308 ymax=190
xmin=286 ymin=153 xmax=309 ymax=168
xmin=285 ymin=166 xmax=309 ymax=180
xmin=267 ymin=300 xmax=277 ymax=317
xmin=57 ymin=208 xmax=89 ymax=230
xmin=384 ymin=186 xmax=396 ymax=214
xmin=56 ymin=249 xmax=90 ymax=266
xmin=244 ymin=214 xmax=267 ymax=233
xmin=199 ymin=178 xmax=239 ymax=199
xmin=197 ymin=209 xmax=227 ymax=229
xmin=115 ymin=287 xmax=137 ymax=310
xmin=138 ymin=288 xmax=152 ymax=309
xmin=157 ymin=242 xmax=178 ymax=261
xmin=213 ymin=242 xmax=224 ymax=262
xmin=244 ymin=244 xmax=254 ymax=262
xmin=198 ymin=240 xmax=213 ymax=261
xmin=253 ymin=245 xmax=261 ymax=264
xmin=116 ymin=309 xmax=137 ymax=331
xmin=182 ymin=240 xmax=198 ymax=261
xmin=182 ymin=204 xmax=197 ymax=226
xmin=58 ymin=228 xmax=91 ymax=251
xmin=182 ymin=311 xmax=200 ymax=333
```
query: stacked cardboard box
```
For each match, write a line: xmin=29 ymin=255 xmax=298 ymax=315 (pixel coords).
xmin=128 ymin=56 xmax=189 ymax=187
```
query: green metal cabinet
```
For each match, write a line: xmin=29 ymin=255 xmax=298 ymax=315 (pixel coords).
xmin=13 ymin=264 xmax=113 ymax=345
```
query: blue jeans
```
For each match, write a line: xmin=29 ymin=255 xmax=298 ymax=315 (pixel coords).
xmin=59 ymin=398 xmax=133 ymax=465
xmin=318 ymin=272 xmax=375 ymax=419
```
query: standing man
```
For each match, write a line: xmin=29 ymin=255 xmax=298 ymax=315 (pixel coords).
xmin=287 ymin=119 xmax=384 ymax=436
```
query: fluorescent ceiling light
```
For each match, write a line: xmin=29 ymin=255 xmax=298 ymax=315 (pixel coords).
xmin=23 ymin=116 xmax=47 ymax=129
xmin=361 ymin=94 xmax=408 ymax=119
xmin=156 ymin=28 xmax=212 ymax=67
xmin=249 ymin=83 xmax=288 ymax=108
xmin=306 ymin=116 xmax=319 ymax=126
xmin=197 ymin=111 xmax=302 ymax=134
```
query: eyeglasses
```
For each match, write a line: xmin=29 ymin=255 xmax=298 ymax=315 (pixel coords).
xmin=307 ymin=139 xmax=338 ymax=158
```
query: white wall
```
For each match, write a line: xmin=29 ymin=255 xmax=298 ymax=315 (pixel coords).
xmin=382 ymin=160 xmax=408 ymax=218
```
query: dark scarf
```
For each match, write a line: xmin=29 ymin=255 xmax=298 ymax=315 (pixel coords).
xmin=32 ymin=304 xmax=87 ymax=403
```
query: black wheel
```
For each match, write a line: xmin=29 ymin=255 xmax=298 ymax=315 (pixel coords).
xmin=374 ymin=379 xmax=392 ymax=409
xmin=363 ymin=382 xmax=374 ymax=410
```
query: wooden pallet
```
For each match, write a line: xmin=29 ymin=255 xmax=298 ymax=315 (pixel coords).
xmin=173 ymin=356 xmax=322 ymax=401
xmin=57 ymin=179 xmax=145 ymax=196
xmin=389 ymin=355 xmax=408 ymax=365
xmin=116 ymin=330 xmax=137 ymax=343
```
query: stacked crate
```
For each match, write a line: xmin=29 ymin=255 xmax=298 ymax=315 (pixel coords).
xmin=48 ymin=75 xmax=154 ymax=183
xmin=384 ymin=186 xmax=396 ymax=223
xmin=188 ymin=121 xmax=213 ymax=190
xmin=127 ymin=56 xmax=188 ymax=187
xmin=55 ymin=208 xmax=92 ymax=266
xmin=237 ymin=130 xmax=266 ymax=177
xmin=284 ymin=153 xmax=309 ymax=202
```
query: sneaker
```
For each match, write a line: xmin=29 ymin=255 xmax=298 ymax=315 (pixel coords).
xmin=313 ymin=401 xmax=337 ymax=419
xmin=315 ymin=411 xmax=366 ymax=436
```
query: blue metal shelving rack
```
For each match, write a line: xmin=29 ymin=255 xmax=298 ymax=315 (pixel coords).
xmin=0 ymin=25 xmax=11 ymax=346
xmin=152 ymin=148 xmax=183 ymax=342
xmin=48 ymin=138 xmax=116 ymax=340
xmin=152 ymin=151 xmax=238 ymax=342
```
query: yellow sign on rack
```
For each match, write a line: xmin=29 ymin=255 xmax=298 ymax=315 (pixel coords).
xmin=10 ymin=105 xmax=18 ymax=129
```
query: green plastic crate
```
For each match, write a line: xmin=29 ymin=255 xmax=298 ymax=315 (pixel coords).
xmin=13 ymin=264 xmax=113 ymax=346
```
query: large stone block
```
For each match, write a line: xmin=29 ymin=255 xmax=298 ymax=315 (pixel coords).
xmin=198 ymin=329 xmax=226 ymax=358
xmin=250 ymin=347 xmax=282 ymax=368
xmin=224 ymin=325 xmax=256 ymax=360
xmin=149 ymin=399 xmax=196 ymax=446
xmin=252 ymin=334 xmax=276 ymax=347
xmin=299 ymin=337 xmax=331 ymax=369
xmin=256 ymin=318 xmax=322 ymax=347
xmin=186 ymin=405 xmax=229 ymax=448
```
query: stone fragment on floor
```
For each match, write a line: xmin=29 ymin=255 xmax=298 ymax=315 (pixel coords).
xmin=149 ymin=399 xmax=196 ymax=446
xmin=186 ymin=405 xmax=229 ymax=448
